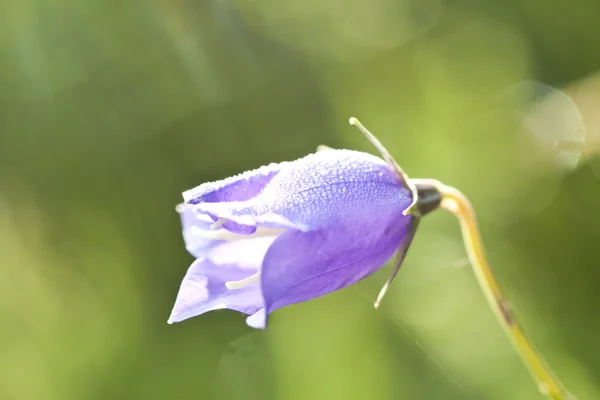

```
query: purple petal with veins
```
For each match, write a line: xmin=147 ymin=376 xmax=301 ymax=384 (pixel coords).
xmin=169 ymin=149 xmax=415 ymax=328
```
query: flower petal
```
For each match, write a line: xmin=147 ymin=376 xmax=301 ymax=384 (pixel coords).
xmin=181 ymin=161 xmax=286 ymax=235
xmin=246 ymin=308 xmax=267 ymax=329
xmin=168 ymin=237 xmax=276 ymax=323
xmin=183 ymin=162 xmax=285 ymax=204
xmin=190 ymin=149 xmax=412 ymax=232
xmin=251 ymin=211 xmax=413 ymax=328
xmin=180 ymin=207 xmax=225 ymax=258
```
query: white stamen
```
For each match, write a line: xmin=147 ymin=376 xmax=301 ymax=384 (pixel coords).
xmin=190 ymin=226 xmax=284 ymax=241
xmin=210 ymin=218 xmax=227 ymax=229
xmin=225 ymin=272 xmax=260 ymax=290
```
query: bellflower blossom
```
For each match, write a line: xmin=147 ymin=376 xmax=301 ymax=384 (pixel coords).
xmin=166 ymin=119 xmax=577 ymax=399
xmin=168 ymin=118 xmax=438 ymax=329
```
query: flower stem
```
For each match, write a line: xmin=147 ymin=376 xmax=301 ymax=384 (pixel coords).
xmin=416 ymin=179 xmax=574 ymax=399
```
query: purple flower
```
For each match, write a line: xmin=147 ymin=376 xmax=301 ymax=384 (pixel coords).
xmin=168 ymin=119 xmax=438 ymax=329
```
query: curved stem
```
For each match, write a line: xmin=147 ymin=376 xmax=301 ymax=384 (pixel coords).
xmin=413 ymin=179 xmax=574 ymax=400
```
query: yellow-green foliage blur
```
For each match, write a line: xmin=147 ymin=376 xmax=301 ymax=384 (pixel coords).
xmin=1 ymin=1 xmax=600 ymax=399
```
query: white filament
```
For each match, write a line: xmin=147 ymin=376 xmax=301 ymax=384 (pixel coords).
xmin=210 ymin=218 xmax=227 ymax=229
xmin=190 ymin=226 xmax=283 ymax=241
xmin=225 ymin=272 xmax=261 ymax=290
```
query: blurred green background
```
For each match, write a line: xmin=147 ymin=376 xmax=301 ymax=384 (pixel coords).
xmin=2 ymin=0 xmax=600 ymax=399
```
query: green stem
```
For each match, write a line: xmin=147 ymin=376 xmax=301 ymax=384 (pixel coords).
xmin=412 ymin=179 xmax=574 ymax=400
